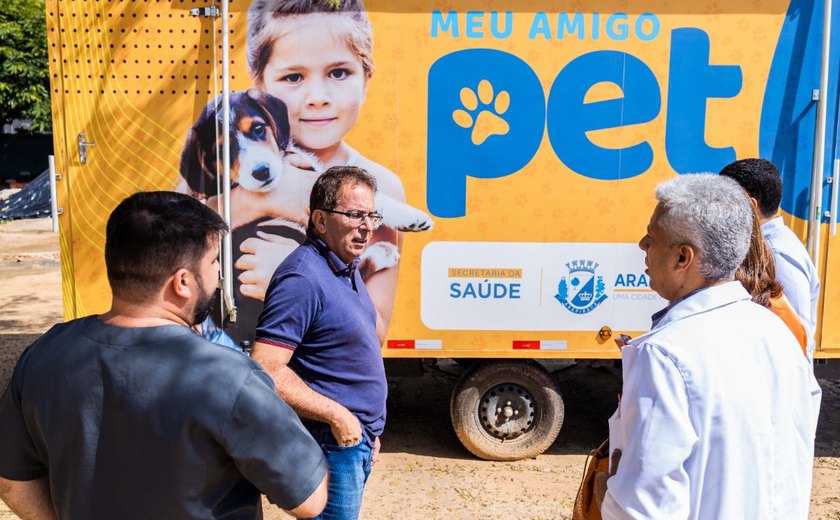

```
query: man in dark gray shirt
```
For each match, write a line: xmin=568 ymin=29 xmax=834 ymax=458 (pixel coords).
xmin=0 ymin=191 xmax=327 ymax=519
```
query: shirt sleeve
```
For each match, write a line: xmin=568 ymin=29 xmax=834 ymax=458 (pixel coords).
xmin=772 ymin=250 xmax=814 ymax=333
xmin=255 ymin=271 xmax=319 ymax=350
xmin=0 ymin=352 xmax=48 ymax=481
xmin=223 ymin=369 xmax=327 ymax=510
xmin=601 ymin=344 xmax=697 ymax=519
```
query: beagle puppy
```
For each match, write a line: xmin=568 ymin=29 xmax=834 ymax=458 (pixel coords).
xmin=179 ymin=88 xmax=432 ymax=233
xmin=180 ymin=88 xmax=317 ymax=197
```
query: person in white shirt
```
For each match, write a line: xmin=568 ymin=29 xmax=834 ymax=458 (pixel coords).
xmin=596 ymin=173 xmax=821 ymax=519
xmin=720 ymin=158 xmax=820 ymax=361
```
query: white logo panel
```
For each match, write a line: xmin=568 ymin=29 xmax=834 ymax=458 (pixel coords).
xmin=420 ymin=241 xmax=666 ymax=331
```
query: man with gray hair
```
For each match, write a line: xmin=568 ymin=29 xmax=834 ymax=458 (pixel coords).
xmin=596 ymin=174 xmax=821 ymax=519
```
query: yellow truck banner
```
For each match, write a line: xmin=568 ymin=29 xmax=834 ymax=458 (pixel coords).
xmin=46 ymin=0 xmax=840 ymax=358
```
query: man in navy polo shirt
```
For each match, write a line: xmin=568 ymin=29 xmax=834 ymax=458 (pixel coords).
xmin=253 ymin=166 xmax=387 ymax=520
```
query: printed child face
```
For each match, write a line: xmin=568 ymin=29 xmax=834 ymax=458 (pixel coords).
xmin=260 ymin=15 xmax=367 ymax=154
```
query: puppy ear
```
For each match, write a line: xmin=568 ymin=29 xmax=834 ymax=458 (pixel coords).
xmin=180 ymin=127 xmax=208 ymax=196
xmin=250 ymin=88 xmax=291 ymax=151
xmin=179 ymin=101 xmax=220 ymax=197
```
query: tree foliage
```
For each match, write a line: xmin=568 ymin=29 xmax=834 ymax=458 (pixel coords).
xmin=0 ymin=0 xmax=50 ymax=133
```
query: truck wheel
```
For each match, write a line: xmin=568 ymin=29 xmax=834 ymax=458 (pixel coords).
xmin=450 ymin=360 xmax=564 ymax=461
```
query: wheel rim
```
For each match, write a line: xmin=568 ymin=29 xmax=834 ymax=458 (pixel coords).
xmin=477 ymin=383 xmax=535 ymax=440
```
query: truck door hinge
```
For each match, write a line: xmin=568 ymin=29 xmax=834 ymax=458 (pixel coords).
xmin=190 ymin=6 xmax=220 ymax=17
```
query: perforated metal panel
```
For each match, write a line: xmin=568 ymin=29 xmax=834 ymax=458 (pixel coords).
xmin=45 ymin=0 xmax=249 ymax=317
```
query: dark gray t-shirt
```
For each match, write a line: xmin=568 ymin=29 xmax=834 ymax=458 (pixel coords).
xmin=0 ymin=316 xmax=326 ymax=519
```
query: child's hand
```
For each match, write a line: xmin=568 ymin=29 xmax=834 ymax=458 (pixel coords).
xmin=236 ymin=231 xmax=299 ymax=300
xmin=359 ymin=241 xmax=400 ymax=279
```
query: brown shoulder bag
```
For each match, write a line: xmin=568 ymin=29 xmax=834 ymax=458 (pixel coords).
xmin=571 ymin=438 xmax=610 ymax=520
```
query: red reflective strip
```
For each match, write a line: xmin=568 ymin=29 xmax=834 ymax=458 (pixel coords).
xmin=388 ymin=340 xmax=416 ymax=349
xmin=512 ymin=341 xmax=540 ymax=350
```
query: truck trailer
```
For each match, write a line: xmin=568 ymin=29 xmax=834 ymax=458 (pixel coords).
xmin=45 ymin=0 xmax=840 ymax=460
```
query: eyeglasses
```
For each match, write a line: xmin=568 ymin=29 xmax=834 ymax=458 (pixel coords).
xmin=319 ymin=208 xmax=384 ymax=229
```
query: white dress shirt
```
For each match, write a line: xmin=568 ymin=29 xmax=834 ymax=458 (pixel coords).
xmin=602 ymin=282 xmax=821 ymax=520
xmin=762 ymin=216 xmax=820 ymax=360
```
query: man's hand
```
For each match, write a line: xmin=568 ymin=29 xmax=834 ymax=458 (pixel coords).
xmin=372 ymin=437 xmax=381 ymax=465
xmin=254 ymin=342 xmax=368 ymax=449
xmin=330 ymin=407 xmax=363 ymax=447
xmin=594 ymin=448 xmax=622 ymax=509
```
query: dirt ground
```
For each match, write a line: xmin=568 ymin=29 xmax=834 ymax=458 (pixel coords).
xmin=1 ymin=217 xmax=839 ymax=519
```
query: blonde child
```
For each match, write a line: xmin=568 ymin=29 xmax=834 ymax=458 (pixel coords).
xmin=237 ymin=0 xmax=404 ymax=341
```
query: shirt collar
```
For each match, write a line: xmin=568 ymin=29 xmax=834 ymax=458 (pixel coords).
xmin=650 ymin=281 xmax=751 ymax=330
xmin=305 ymin=229 xmax=360 ymax=277
xmin=760 ymin=215 xmax=784 ymax=234
xmin=650 ymin=288 xmax=703 ymax=328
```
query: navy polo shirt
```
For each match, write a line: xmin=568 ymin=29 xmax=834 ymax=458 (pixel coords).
xmin=255 ymin=234 xmax=387 ymax=444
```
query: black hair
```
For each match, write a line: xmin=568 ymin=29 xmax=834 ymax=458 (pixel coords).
xmin=105 ymin=191 xmax=228 ymax=300
xmin=308 ymin=166 xmax=377 ymax=234
xmin=718 ymin=158 xmax=783 ymax=218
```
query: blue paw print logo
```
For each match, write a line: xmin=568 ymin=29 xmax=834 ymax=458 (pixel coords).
xmin=426 ymin=49 xmax=546 ymax=218
xmin=452 ymin=80 xmax=510 ymax=146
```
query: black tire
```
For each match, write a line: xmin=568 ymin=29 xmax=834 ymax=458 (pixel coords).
xmin=450 ymin=360 xmax=564 ymax=461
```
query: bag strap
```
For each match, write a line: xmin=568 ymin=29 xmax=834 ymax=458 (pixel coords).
xmin=575 ymin=437 xmax=609 ymax=498
xmin=591 ymin=437 xmax=609 ymax=458
xmin=575 ymin=451 xmax=595 ymax=499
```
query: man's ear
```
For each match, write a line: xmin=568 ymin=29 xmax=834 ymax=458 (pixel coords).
xmin=312 ymin=209 xmax=328 ymax=235
xmin=169 ymin=268 xmax=193 ymax=300
xmin=675 ymin=244 xmax=696 ymax=272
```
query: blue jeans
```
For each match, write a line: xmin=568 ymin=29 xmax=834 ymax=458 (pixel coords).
xmin=307 ymin=430 xmax=373 ymax=520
